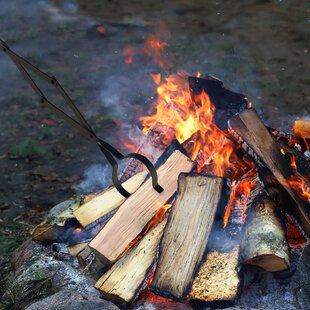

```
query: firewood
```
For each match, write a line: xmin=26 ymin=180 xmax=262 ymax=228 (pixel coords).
xmin=89 ymin=148 xmax=194 ymax=264
xmin=228 ymin=108 xmax=310 ymax=236
xmin=188 ymin=75 xmax=247 ymax=129
xmin=32 ymin=197 xmax=83 ymax=242
xmin=150 ymin=174 xmax=227 ymax=301
xmin=95 ymin=218 xmax=167 ymax=305
xmin=67 ymin=242 xmax=88 ymax=257
xmin=240 ymin=189 xmax=290 ymax=272
xmin=189 ymin=246 xmax=240 ymax=303
xmin=293 ymin=119 xmax=310 ymax=140
xmin=73 ymin=172 xmax=146 ymax=227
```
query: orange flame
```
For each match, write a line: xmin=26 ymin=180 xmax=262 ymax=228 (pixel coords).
xmin=288 ymin=174 xmax=310 ymax=201
xmin=150 ymin=73 xmax=161 ymax=85
xmin=123 ymin=33 xmax=168 ymax=66
xmin=223 ymin=176 xmax=256 ymax=228
xmin=140 ymin=72 xmax=238 ymax=176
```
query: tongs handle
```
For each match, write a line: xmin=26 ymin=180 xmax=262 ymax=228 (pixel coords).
xmin=0 ymin=39 xmax=164 ymax=198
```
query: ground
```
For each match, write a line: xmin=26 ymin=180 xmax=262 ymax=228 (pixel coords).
xmin=0 ymin=0 xmax=309 ymax=273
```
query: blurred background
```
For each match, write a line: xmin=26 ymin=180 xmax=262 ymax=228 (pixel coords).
xmin=0 ymin=0 xmax=309 ymax=257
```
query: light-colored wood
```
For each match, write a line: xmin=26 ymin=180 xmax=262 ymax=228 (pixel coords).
xmin=89 ymin=150 xmax=194 ymax=264
xmin=73 ymin=172 xmax=146 ymax=227
xmin=189 ymin=246 xmax=240 ymax=302
xmin=293 ymin=119 xmax=310 ymax=140
xmin=150 ymin=174 xmax=225 ymax=300
xmin=229 ymin=108 xmax=310 ymax=236
xmin=241 ymin=194 xmax=290 ymax=272
xmin=95 ymin=219 xmax=167 ymax=305
xmin=67 ymin=242 xmax=88 ymax=257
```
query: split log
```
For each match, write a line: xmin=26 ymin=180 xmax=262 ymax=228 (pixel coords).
xmin=95 ymin=219 xmax=167 ymax=305
xmin=189 ymin=246 xmax=240 ymax=304
xmin=293 ymin=119 xmax=310 ymax=140
xmin=240 ymin=189 xmax=290 ymax=272
xmin=228 ymin=108 xmax=310 ymax=236
xmin=67 ymin=242 xmax=88 ymax=257
xmin=89 ymin=148 xmax=194 ymax=264
xmin=31 ymin=197 xmax=83 ymax=242
xmin=73 ymin=172 xmax=146 ymax=227
xmin=150 ymin=174 xmax=228 ymax=301
xmin=77 ymin=245 xmax=108 ymax=277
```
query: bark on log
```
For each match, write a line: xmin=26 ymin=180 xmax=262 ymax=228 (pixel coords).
xmin=150 ymin=174 xmax=227 ymax=301
xmin=31 ymin=197 xmax=83 ymax=242
xmin=240 ymin=191 xmax=290 ymax=272
xmin=73 ymin=172 xmax=146 ymax=227
xmin=89 ymin=149 xmax=194 ymax=264
xmin=228 ymin=108 xmax=310 ymax=236
xmin=95 ymin=219 xmax=167 ymax=305
xmin=189 ymin=246 xmax=240 ymax=303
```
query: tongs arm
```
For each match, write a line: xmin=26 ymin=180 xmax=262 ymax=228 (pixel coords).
xmin=0 ymin=39 xmax=164 ymax=198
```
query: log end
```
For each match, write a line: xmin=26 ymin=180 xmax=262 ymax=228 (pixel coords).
xmin=244 ymin=254 xmax=289 ymax=272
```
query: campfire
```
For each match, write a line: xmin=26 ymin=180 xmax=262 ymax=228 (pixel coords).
xmin=8 ymin=32 xmax=307 ymax=308
xmin=31 ymin=70 xmax=310 ymax=307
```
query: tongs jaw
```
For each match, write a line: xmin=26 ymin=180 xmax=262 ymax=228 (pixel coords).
xmin=0 ymin=39 xmax=164 ymax=198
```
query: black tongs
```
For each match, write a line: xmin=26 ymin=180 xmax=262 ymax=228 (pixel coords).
xmin=0 ymin=39 xmax=163 ymax=198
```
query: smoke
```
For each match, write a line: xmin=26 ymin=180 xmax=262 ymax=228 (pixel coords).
xmin=74 ymin=164 xmax=112 ymax=195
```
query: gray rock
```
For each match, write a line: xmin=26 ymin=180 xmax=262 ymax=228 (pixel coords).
xmin=26 ymin=289 xmax=119 ymax=310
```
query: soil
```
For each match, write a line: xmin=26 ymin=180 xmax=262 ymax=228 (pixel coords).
xmin=0 ymin=0 xmax=309 ymax=259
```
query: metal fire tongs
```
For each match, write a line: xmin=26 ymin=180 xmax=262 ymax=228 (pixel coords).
xmin=0 ymin=39 xmax=164 ymax=198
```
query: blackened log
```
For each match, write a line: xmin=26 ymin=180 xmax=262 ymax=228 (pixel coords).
xmin=188 ymin=75 xmax=247 ymax=129
xmin=228 ymin=108 xmax=310 ymax=236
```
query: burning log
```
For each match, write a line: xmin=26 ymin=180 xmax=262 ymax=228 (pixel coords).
xmin=32 ymin=197 xmax=83 ymax=242
xmin=150 ymin=174 xmax=228 ymax=301
xmin=188 ymin=75 xmax=247 ymax=129
xmin=189 ymin=246 xmax=240 ymax=304
xmin=95 ymin=218 xmax=167 ymax=305
xmin=228 ymin=108 xmax=310 ymax=236
xmin=73 ymin=172 xmax=146 ymax=227
xmin=89 ymin=147 xmax=195 ymax=264
xmin=240 ymin=187 xmax=290 ymax=272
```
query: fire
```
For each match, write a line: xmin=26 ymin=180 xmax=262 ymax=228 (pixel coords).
xmin=288 ymin=174 xmax=310 ymax=202
xmin=150 ymin=73 xmax=161 ymax=85
xmin=290 ymin=155 xmax=297 ymax=170
xmin=223 ymin=176 xmax=256 ymax=228
xmin=140 ymin=72 xmax=237 ymax=176
xmin=123 ymin=33 xmax=168 ymax=66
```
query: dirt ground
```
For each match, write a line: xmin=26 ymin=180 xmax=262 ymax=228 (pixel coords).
xmin=0 ymin=0 xmax=309 ymax=257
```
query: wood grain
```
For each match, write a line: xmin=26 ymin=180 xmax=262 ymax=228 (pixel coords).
xmin=150 ymin=174 xmax=225 ymax=300
xmin=89 ymin=150 xmax=194 ymax=264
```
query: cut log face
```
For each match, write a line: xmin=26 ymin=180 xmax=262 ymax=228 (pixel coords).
xmin=189 ymin=246 xmax=240 ymax=302
xmin=150 ymin=174 xmax=226 ymax=301
xmin=67 ymin=242 xmax=88 ymax=257
xmin=95 ymin=219 xmax=167 ymax=305
xmin=73 ymin=172 xmax=146 ymax=227
xmin=240 ymin=193 xmax=290 ymax=272
xmin=89 ymin=149 xmax=194 ymax=264
xmin=228 ymin=108 xmax=310 ymax=236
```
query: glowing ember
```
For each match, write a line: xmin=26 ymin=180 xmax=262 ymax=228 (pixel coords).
xmin=96 ymin=25 xmax=106 ymax=34
xmin=74 ymin=227 xmax=82 ymax=233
